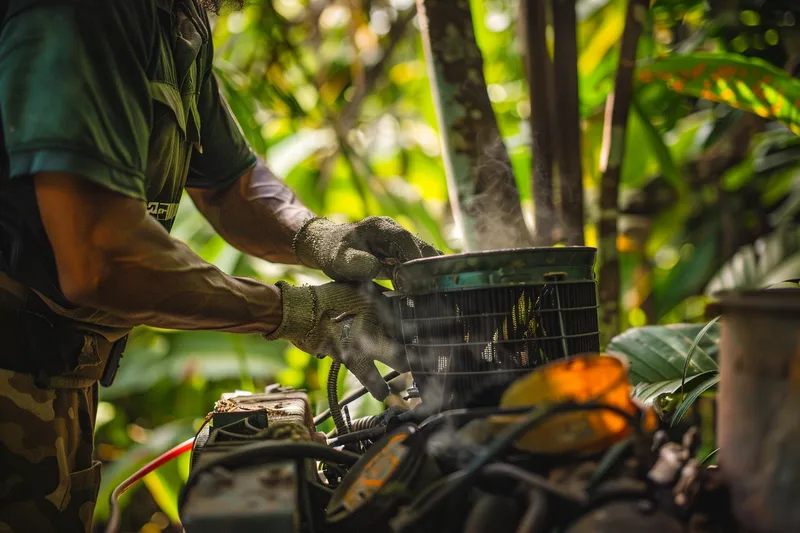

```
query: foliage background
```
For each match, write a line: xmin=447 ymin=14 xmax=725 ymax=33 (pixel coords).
xmin=93 ymin=0 xmax=800 ymax=531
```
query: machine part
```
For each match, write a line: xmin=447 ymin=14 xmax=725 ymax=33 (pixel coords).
xmin=314 ymin=370 xmax=401 ymax=426
xmin=181 ymin=461 xmax=304 ymax=533
xmin=328 ymin=361 xmax=350 ymax=436
xmin=564 ymin=500 xmax=684 ymax=533
xmin=392 ymin=247 xmax=599 ymax=411
xmin=181 ymin=388 xmax=329 ymax=533
xmin=709 ymin=290 xmax=800 ymax=533
xmin=464 ymin=493 xmax=522 ymax=533
xmin=492 ymin=355 xmax=638 ymax=455
xmin=326 ymin=423 xmax=439 ymax=533
xmin=391 ymin=402 xmax=639 ymax=532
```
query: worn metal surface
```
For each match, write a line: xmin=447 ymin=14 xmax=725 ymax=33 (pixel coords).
xmin=711 ymin=290 xmax=800 ymax=533
xmin=393 ymin=247 xmax=597 ymax=294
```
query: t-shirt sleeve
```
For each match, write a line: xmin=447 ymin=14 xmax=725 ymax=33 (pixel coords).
xmin=185 ymin=68 xmax=257 ymax=190
xmin=0 ymin=1 xmax=154 ymax=200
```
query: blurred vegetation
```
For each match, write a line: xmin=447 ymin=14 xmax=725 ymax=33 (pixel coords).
xmin=93 ymin=0 xmax=800 ymax=531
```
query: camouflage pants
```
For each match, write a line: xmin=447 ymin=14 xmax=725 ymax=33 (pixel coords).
xmin=0 ymin=369 xmax=100 ymax=533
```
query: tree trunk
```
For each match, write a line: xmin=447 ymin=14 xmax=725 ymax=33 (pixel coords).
xmin=598 ymin=0 xmax=649 ymax=345
xmin=416 ymin=0 xmax=531 ymax=252
xmin=551 ymin=0 xmax=584 ymax=245
xmin=521 ymin=0 xmax=556 ymax=246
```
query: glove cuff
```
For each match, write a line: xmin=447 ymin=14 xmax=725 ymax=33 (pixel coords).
xmin=263 ymin=281 xmax=318 ymax=344
xmin=292 ymin=216 xmax=330 ymax=269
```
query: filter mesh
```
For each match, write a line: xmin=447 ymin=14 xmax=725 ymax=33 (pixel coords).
xmin=398 ymin=281 xmax=599 ymax=410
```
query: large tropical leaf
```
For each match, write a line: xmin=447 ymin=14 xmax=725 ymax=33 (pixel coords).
xmin=607 ymin=322 xmax=721 ymax=386
xmin=631 ymin=370 xmax=717 ymax=406
xmin=635 ymin=53 xmax=800 ymax=134
xmin=705 ymin=226 xmax=800 ymax=294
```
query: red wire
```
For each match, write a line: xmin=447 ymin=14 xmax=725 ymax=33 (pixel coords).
xmin=104 ymin=437 xmax=195 ymax=533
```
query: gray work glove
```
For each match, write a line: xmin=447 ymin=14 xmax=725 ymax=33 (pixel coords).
xmin=293 ymin=216 xmax=441 ymax=281
xmin=264 ymin=281 xmax=408 ymax=401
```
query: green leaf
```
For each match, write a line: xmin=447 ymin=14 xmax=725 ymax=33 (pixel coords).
xmin=631 ymin=370 xmax=718 ymax=406
xmin=631 ymin=97 xmax=684 ymax=191
xmin=679 ymin=316 xmax=721 ymax=400
xmin=705 ymin=226 xmax=800 ymax=294
xmin=95 ymin=420 xmax=194 ymax=521
xmin=671 ymin=373 xmax=720 ymax=426
xmin=607 ymin=322 xmax=721 ymax=386
xmin=142 ymin=468 xmax=181 ymax=524
xmin=636 ymin=53 xmax=800 ymax=134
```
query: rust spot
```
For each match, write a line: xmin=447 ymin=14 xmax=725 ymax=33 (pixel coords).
xmin=762 ymin=75 xmax=772 ymax=84
xmin=720 ymin=88 xmax=735 ymax=101
xmin=657 ymin=71 xmax=671 ymax=81
xmin=638 ymin=69 xmax=654 ymax=83
xmin=701 ymin=89 xmax=715 ymax=100
xmin=771 ymin=100 xmax=783 ymax=114
xmin=704 ymin=80 xmax=712 ymax=89
xmin=717 ymin=66 xmax=737 ymax=78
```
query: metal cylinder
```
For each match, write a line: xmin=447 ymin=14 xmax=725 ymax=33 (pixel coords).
xmin=711 ymin=290 xmax=800 ymax=533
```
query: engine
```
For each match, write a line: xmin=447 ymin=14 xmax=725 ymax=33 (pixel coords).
xmin=178 ymin=249 xmax=736 ymax=532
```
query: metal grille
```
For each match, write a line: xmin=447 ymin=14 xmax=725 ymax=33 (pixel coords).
xmin=397 ymin=281 xmax=599 ymax=410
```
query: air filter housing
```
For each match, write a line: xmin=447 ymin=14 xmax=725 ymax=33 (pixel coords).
xmin=392 ymin=248 xmax=600 ymax=411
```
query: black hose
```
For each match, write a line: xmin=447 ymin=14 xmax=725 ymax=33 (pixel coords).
xmin=390 ymin=402 xmax=639 ymax=532
xmin=314 ymin=369 xmax=401 ymax=426
xmin=327 ymin=425 xmax=387 ymax=447
xmin=516 ymin=488 xmax=547 ymax=533
xmin=328 ymin=361 xmax=350 ymax=436
xmin=481 ymin=463 xmax=586 ymax=504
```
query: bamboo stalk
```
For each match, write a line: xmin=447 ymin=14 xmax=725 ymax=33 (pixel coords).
xmin=521 ymin=0 xmax=556 ymax=246
xmin=598 ymin=0 xmax=649 ymax=345
xmin=551 ymin=0 xmax=584 ymax=246
xmin=416 ymin=0 xmax=531 ymax=252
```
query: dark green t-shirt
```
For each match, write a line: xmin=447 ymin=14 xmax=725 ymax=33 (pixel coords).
xmin=0 ymin=0 xmax=257 ymax=336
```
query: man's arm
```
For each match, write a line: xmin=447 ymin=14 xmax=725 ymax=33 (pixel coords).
xmin=36 ymin=172 xmax=282 ymax=334
xmin=187 ymin=158 xmax=314 ymax=264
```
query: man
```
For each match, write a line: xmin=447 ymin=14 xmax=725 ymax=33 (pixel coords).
xmin=0 ymin=0 xmax=439 ymax=530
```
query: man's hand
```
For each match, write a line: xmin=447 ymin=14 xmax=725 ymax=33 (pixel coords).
xmin=265 ymin=281 xmax=408 ymax=400
xmin=293 ymin=216 xmax=441 ymax=281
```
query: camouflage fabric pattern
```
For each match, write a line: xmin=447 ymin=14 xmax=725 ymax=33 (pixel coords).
xmin=0 ymin=369 xmax=100 ymax=533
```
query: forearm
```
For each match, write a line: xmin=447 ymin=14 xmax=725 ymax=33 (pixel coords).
xmin=86 ymin=220 xmax=283 ymax=334
xmin=188 ymin=158 xmax=315 ymax=264
xmin=36 ymin=172 xmax=283 ymax=334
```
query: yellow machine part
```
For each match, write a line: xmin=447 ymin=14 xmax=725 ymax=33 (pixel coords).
xmin=491 ymin=354 xmax=652 ymax=455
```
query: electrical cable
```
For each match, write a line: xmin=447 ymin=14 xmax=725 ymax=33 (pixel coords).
xmin=313 ymin=369 xmax=401 ymax=426
xmin=327 ymin=425 xmax=387 ymax=447
xmin=390 ymin=402 xmax=639 ymax=532
xmin=418 ymin=405 xmax=535 ymax=428
xmin=178 ymin=440 xmax=360 ymax=511
xmin=328 ymin=361 xmax=350 ymax=436
xmin=105 ymin=437 xmax=195 ymax=533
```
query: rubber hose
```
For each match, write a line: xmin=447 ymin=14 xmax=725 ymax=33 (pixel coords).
xmin=328 ymin=361 xmax=349 ymax=436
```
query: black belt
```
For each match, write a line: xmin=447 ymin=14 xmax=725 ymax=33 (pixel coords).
xmin=0 ymin=295 xmax=127 ymax=388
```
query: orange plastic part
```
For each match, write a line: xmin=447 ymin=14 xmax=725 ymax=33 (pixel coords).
xmin=491 ymin=354 xmax=643 ymax=455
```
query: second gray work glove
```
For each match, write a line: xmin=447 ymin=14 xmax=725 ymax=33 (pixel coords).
xmin=293 ymin=216 xmax=441 ymax=281
xmin=264 ymin=280 xmax=409 ymax=401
